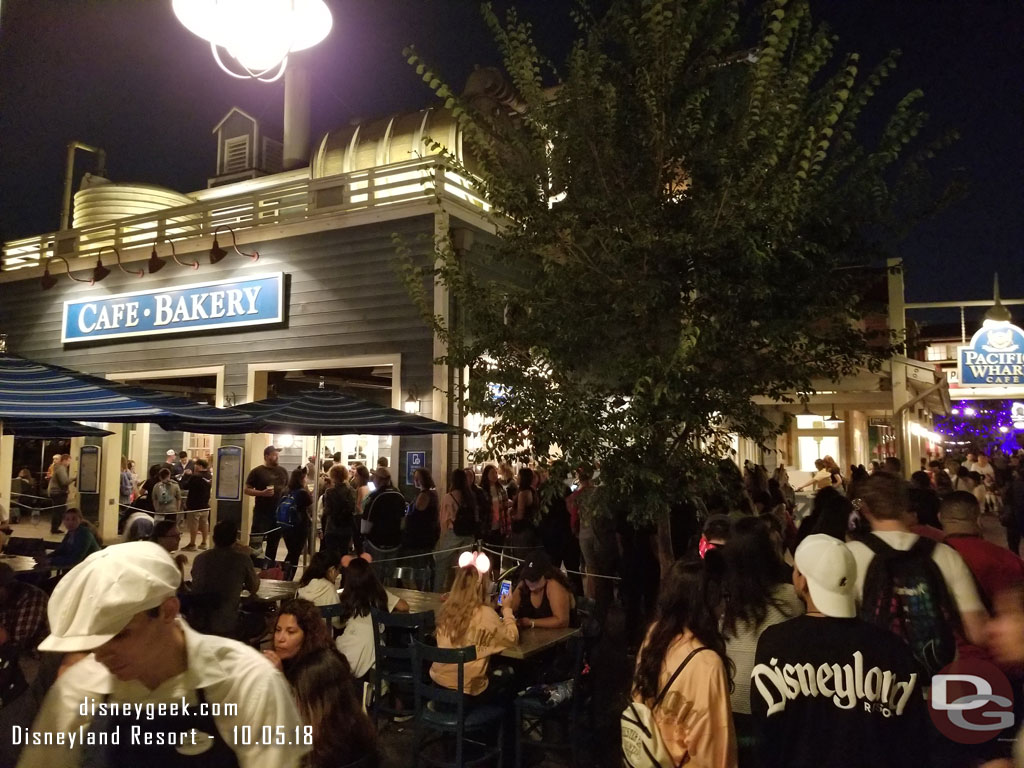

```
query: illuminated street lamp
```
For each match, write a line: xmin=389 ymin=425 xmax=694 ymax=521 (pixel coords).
xmin=172 ymin=0 xmax=332 ymax=169
xmin=171 ymin=0 xmax=333 ymax=82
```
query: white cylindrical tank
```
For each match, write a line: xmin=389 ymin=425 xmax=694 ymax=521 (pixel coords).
xmin=72 ymin=178 xmax=195 ymax=229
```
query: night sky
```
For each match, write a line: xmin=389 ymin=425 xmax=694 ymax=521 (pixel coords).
xmin=1 ymin=0 xmax=1021 ymax=322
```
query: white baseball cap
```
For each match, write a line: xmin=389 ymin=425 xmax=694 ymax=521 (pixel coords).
xmin=794 ymin=534 xmax=857 ymax=619
xmin=39 ymin=542 xmax=182 ymax=652
xmin=166 ymin=449 xmax=177 ymax=456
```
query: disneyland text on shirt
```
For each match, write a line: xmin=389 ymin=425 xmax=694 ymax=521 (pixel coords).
xmin=752 ymin=651 xmax=919 ymax=717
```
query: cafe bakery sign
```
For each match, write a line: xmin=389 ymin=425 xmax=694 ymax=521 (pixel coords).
xmin=958 ymin=320 xmax=1024 ymax=386
xmin=61 ymin=273 xmax=285 ymax=344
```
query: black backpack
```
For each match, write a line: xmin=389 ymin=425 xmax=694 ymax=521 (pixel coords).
xmin=860 ymin=534 xmax=959 ymax=676
xmin=451 ymin=493 xmax=477 ymax=537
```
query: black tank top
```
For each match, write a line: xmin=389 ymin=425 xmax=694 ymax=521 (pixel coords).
xmin=516 ymin=582 xmax=553 ymax=620
xmin=449 ymin=492 xmax=476 ymax=536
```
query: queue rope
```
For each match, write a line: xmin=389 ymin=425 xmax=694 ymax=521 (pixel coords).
xmin=11 ymin=502 xmax=64 ymax=512
xmin=344 ymin=544 xmax=474 ymax=564
xmin=11 ymin=491 xmax=52 ymax=502
xmin=480 ymin=545 xmax=622 ymax=581
xmin=118 ymin=503 xmax=210 ymax=517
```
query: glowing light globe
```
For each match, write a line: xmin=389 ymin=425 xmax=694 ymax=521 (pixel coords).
xmin=172 ymin=0 xmax=332 ymax=82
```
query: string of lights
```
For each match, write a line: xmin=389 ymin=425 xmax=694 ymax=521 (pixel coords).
xmin=935 ymin=399 xmax=1024 ymax=454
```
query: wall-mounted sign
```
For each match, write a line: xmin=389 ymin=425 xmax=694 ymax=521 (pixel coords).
xmin=405 ymin=451 xmax=425 ymax=486
xmin=216 ymin=445 xmax=244 ymax=501
xmin=957 ymin=321 xmax=1024 ymax=386
xmin=61 ymin=273 xmax=285 ymax=344
xmin=78 ymin=445 xmax=101 ymax=494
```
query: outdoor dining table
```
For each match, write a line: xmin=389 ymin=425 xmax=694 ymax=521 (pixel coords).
xmin=388 ymin=587 xmax=580 ymax=660
xmin=0 ymin=553 xmax=43 ymax=573
xmin=245 ymin=577 xmax=299 ymax=602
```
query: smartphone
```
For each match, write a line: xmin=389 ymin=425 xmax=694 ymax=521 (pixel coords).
xmin=497 ymin=579 xmax=512 ymax=607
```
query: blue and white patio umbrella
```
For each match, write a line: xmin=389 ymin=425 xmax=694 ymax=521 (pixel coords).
xmin=3 ymin=420 xmax=114 ymax=438
xmin=162 ymin=388 xmax=457 ymax=436
xmin=0 ymin=352 xmax=241 ymax=424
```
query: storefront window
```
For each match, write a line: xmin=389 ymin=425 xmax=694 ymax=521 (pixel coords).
xmin=794 ymin=412 xmax=840 ymax=472
xmin=797 ymin=436 xmax=840 ymax=472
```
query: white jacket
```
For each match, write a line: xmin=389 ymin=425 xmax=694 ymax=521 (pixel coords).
xmin=296 ymin=577 xmax=341 ymax=628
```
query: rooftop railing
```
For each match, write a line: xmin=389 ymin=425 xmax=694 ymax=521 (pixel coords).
xmin=2 ymin=157 xmax=489 ymax=272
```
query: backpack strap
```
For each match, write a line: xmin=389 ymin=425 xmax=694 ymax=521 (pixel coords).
xmin=908 ymin=535 xmax=938 ymax=558
xmin=862 ymin=532 xmax=898 ymax=557
xmin=653 ymin=646 xmax=710 ymax=708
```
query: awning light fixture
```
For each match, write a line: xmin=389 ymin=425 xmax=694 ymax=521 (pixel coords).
xmin=41 ymin=256 xmax=93 ymax=290
xmin=93 ymin=246 xmax=144 ymax=284
xmin=149 ymin=240 xmax=200 ymax=274
xmin=209 ymin=225 xmax=260 ymax=265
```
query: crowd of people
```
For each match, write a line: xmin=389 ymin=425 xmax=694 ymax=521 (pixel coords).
xmin=0 ymin=446 xmax=601 ymax=767
xmin=626 ymin=451 xmax=1024 ymax=768
xmin=7 ymin=442 xmax=1024 ymax=767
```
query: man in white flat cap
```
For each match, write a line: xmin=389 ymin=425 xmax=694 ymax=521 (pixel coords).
xmin=750 ymin=534 xmax=927 ymax=768
xmin=16 ymin=542 xmax=308 ymax=768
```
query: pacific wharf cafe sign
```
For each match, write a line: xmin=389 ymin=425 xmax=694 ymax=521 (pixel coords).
xmin=61 ymin=273 xmax=285 ymax=344
xmin=958 ymin=320 xmax=1024 ymax=386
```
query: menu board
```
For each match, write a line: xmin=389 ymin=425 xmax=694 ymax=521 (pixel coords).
xmin=216 ymin=445 xmax=243 ymax=501
xmin=78 ymin=445 xmax=100 ymax=494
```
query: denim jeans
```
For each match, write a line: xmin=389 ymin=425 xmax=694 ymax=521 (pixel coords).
xmin=363 ymin=540 xmax=400 ymax=584
xmin=433 ymin=531 xmax=476 ymax=592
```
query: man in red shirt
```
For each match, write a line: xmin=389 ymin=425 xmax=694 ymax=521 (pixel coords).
xmin=940 ymin=491 xmax=1024 ymax=608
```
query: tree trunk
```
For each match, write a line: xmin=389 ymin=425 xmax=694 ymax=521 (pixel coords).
xmin=655 ymin=506 xmax=674 ymax=585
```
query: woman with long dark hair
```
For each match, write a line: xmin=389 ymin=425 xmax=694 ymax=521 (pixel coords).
xmin=263 ymin=598 xmax=334 ymax=675
xmin=134 ymin=464 xmax=162 ymax=513
xmin=268 ymin=600 xmax=378 ymax=768
xmin=335 ymin=555 xmax=409 ymax=681
xmin=297 ymin=550 xmax=342 ymax=629
xmin=290 ymin=649 xmax=378 ymax=768
xmin=513 ymin=467 xmax=540 ymax=529
xmin=480 ymin=464 xmax=510 ymax=542
xmin=632 ymin=556 xmax=736 ymax=767
xmin=280 ymin=467 xmax=313 ymax=574
xmin=721 ymin=517 xmax=803 ymax=763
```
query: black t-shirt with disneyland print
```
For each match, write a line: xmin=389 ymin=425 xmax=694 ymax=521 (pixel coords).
xmin=751 ymin=615 xmax=928 ymax=768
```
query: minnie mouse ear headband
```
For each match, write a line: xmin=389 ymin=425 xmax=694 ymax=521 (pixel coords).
xmin=341 ymin=552 xmax=373 ymax=568
xmin=458 ymin=549 xmax=491 ymax=575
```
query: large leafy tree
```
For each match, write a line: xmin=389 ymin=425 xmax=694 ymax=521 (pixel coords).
xmin=402 ymin=0 xmax=959 ymax=562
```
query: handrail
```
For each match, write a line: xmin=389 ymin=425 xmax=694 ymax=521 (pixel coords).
xmin=2 ymin=158 xmax=488 ymax=272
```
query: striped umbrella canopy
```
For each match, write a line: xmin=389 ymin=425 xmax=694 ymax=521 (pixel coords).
xmin=3 ymin=420 xmax=114 ymax=438
xmin=0 ymin=353 xmax=247 ymax=425
xmin=161 ymin=389 xmax=457 ymax=436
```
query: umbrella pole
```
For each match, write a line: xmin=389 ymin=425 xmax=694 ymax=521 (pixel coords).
xmin=307 ymin=432 xmax=321 ymax=568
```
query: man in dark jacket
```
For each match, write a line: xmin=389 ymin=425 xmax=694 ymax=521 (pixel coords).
xmin=363 ymin=468 xmax=407 ymax=582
